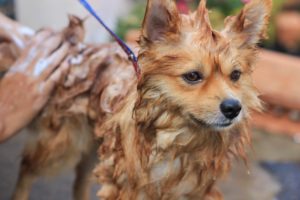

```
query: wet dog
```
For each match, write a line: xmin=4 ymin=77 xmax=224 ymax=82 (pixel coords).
xmin=11 ymin=17 xmax=136 ymax=200
xmin=94 ymin=0 xmax=272 ymax=199
xmin=11 ymin=0 xmax=272 ymax=199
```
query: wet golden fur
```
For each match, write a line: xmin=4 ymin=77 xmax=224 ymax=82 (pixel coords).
xmin=11 ymin=17 xmax=136 ymax=200
xmin=95 ymin=0 xmax=272 ymax=199
xmin=11 ymin=0 xmax=272 ymax=199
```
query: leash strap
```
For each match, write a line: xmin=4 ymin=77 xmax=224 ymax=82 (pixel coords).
xmin=79 ymin=0 xmax=141 ymax=77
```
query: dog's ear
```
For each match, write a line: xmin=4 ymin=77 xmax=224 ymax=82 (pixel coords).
xmin=222 ymin=0 xmax=272 ymax=48
xmin=141 ymin=0 xmax=180 ymax=43
xmin=196 ymin=0 xmax=212 ymax=35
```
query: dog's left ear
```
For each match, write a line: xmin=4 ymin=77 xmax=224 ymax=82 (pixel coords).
xmin=222 ymin=0 xmax=272 ymax=48
xmin=141 ymin=0 xmax=180 ymax=43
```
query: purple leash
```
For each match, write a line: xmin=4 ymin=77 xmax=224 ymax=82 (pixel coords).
xmin=79 ymin=0 xmax=141 ymax=78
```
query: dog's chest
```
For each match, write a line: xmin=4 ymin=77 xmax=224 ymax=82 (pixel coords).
xmin=124 ymin=129 xmax=225 ymax=199
xmin=143 ymin=148 xmax=219 ymax=198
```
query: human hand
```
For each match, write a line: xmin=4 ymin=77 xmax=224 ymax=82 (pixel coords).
xmin=0 ymin=13 xmax=34 ymax=72
xmin=0 ymin=30 xmax=70 ymax=141
xmin=0 ymin=12 xmax=34 ymax=50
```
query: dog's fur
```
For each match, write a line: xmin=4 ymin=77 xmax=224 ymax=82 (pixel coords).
xmin=12 ymin=0 xmax=272 ymax=199
xmin=11 ymin=17 xmax=136 ymax=200
xmin=95 ymin=0 xmax=271 ymax=199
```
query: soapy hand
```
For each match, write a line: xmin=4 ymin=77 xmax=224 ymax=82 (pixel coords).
xmin=0 ymin=30 xmax=70 ymax=142
xmin=0 ymin=13 xmax=34 ymax=49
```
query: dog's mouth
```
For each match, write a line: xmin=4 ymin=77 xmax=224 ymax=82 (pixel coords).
xmin=212 ymin=122 xmax=232 ymax=128
xmin=189 ymin=114 xmax=233 ymax=129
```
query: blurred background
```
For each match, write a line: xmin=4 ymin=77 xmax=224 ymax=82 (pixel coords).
xmin=0 ymin=0 xmax=300 ymax=199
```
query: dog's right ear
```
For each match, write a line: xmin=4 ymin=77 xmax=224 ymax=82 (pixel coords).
xmin=141 ymin=0 xmax=180 ymax=43
xmin=222 ymin=0 xmax=272 ymax=48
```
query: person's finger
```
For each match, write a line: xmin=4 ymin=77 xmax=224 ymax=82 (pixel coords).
xmin=15 ymin=30 xmax=53 ymax=69
xmin=0 ymin=29 xmax=11 ymax=41
xmin=43 ymin=60 xmax=70 ymax=94
xmin=39 ymin=42 xmax=70 ymax=80
xmin=13 ymin=26 xmax=35 ymax=50
xmin=27 ymin=29 xmax=53 ymax=48
xmin=0 ymin=14 xmax=34 ymax=48
xmin=27 ymin=33 xmax=65 ymax=75
xmin=39 ymin=33 xmax=64 ymax=57
xmin=17 ymin=26 xmax=35 ymax=38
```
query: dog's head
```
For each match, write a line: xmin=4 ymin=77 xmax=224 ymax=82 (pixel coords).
xmin=137 ymin=0 xmax=271 ymax=131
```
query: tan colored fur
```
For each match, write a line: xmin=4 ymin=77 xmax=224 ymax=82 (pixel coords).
xmin=12 ymin=0 xmax=272 ymax=199
xmin=95 ymin=0 xmax=272 ymax=199
xmin=12 ymin=17 xmax=136 ymax=200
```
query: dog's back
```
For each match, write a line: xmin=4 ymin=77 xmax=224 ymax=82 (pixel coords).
xmin=12 ymin=16 xmax=136 ymax=200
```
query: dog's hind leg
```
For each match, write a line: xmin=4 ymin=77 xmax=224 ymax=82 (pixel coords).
xmin=11 ymin=161 xmax=36 ymax=200
xmin=73 ymin=145 xmax=97 ymax=200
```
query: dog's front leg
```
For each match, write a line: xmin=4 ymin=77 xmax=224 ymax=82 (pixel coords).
xmin=204 ymin=187 xmax=223 ymax=200
xmin=11 ymin=164 xmax=36 ymax=200
xmin=73 ymin=144 xmax=98 ymax=200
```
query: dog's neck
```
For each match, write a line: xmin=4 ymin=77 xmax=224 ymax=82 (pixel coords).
xmin=97 ymin=84 xmax=250 ymax=199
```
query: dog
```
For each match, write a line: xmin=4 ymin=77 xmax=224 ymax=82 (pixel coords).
xmin=11 ymin=0 xmax=272 ymax=199
xmin=11 ymin=16 xmax=136 ymax=200
xmin=94 ymin=0 xmax=272 ymax=199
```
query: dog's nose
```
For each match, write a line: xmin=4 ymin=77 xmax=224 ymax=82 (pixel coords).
xmin=220 ymin=99 xmax=242 ymax=120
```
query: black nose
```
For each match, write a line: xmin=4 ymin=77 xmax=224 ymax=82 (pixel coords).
xmin=220 ymin=99 xmax=242 ymax=120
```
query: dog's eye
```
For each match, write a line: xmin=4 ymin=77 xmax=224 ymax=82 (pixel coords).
xmin=230 ymin=70 xmax=241 ymax=82
xmin=182 ymin=71 xmax=203 ymax=84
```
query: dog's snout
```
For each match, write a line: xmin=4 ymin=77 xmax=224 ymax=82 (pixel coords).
xmin=220 ymin=99 xmax=242 ymax=120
